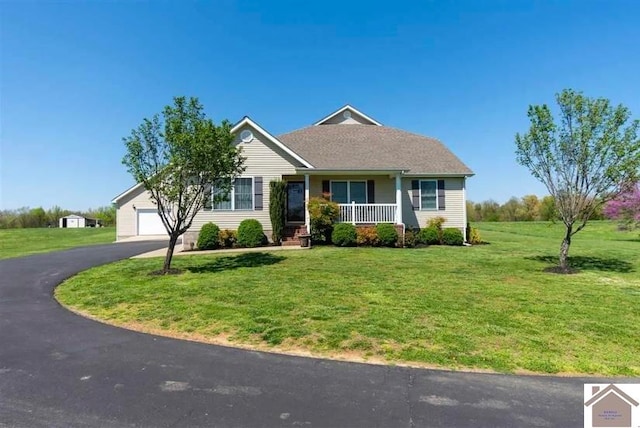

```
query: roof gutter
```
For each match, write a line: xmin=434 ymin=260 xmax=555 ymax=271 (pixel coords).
xmin=294 ymin=168 xmax=408 ymax=176
xmin=295 ymin=169 xmax=474 ymax=177
xmin=111 ymin=182 xmax=145 ymax=204
xmin=402 ymin=172 xmax=475 ymax=178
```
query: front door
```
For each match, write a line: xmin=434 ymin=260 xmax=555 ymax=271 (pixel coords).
xmin=286 ymin=182 xmax=305 ymax=222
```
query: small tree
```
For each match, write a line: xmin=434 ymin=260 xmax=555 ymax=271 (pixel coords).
xmin=122 ymin=97 xmax=245 ymax=273
xmin=269 ymin=180 xmax=287 ymax=244
xmin=603 ymin=183 xmax=640 ymax=229
xmin=515 ymin=89 xmax=640 ymax=271
xmin=308 ymin=197 xmax=339 ymax=243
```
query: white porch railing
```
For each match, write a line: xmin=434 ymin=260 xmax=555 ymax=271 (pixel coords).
xmin=338 ymin=203 xmax=397 ymax=224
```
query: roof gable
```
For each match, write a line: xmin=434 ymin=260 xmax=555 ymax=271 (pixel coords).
xmin=231 ymin=117 xmax=313 ymax=168
xmin=313 ymin=105 xmax=382 ymax=126
xmin=112 ymin=117 xmax=314 ymax=204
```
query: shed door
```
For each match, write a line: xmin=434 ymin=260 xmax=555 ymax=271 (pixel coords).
xmin=137 ymin=209 xmax=165 ymax=235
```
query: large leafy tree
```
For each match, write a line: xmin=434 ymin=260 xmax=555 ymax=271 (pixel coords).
xmin=515 ymin=89 xmax=640 ymax=271
xmin=122 ymin=97 xmax=245 ymax=273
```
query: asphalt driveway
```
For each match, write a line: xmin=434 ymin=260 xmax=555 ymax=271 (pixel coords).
xmin=0 ymin=241 xmax=625 ymax=427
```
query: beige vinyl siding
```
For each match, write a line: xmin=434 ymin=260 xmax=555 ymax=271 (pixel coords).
xmin=307 ymin=175 xmax=396 ymax=203
xmin=401 ymin=177 xmax=466 ymax=229
xmin=115 ymin=186 xmax=158 ymax=240
xmin=189 ymin=124 xmax=302 ymax=232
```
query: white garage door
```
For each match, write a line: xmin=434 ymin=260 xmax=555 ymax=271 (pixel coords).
xmin=137 ymin=209 xmax=166 ymax=235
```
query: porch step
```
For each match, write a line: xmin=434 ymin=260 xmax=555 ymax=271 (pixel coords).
xmin=281 ymin=239 xmax=302 ymax=247
xmin=281 ymin=225 xmax=308 ymax=247
xmin=283 ymin=225 xmax=308 ymax=238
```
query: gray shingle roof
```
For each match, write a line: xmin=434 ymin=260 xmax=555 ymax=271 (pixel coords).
xmin=278 ymin=124 xmax=473 ymax=175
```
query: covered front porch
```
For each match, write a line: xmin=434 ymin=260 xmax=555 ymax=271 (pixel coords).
xmin=283 ymin=170 xmax=405 ymax=232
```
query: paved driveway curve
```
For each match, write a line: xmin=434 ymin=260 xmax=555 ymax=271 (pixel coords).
xmin=0 ymin=242 xmax=620 ymax=427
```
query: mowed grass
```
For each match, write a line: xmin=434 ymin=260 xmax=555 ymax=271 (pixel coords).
xmin=56 ymin=221 xmax=640 ymax=376
xmin=0 ymin=227 xmax=115 ymax=260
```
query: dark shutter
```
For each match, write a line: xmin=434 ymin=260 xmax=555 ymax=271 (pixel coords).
xmin=367 ymin=180 xmax=375 ymax=203
xmin=411 ymin=180 xmax=420 ymax=210
xmin=437 ymin=179 xmax=445 ymax=210
xmin=254 ymin=177 xmax=263 ymax=210
xmin=322 ymin=180 xmax=330 ymax=198
xmin=203 ymin=184 xmax=212 ymax=211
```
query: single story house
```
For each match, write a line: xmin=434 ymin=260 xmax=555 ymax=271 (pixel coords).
xmin=112 ymin=105 xmax=474 ymax=246
xmin=59 ymin=214 xmax=99 ymax=228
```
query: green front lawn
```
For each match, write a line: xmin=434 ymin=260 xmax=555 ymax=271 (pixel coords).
xmin=0 ymin=227 xmax=115 ymax=260
xmin=56 ymin=221 xmax=640 ymax=376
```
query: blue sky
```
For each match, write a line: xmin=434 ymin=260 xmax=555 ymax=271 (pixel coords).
xmin=2 ymin=0 xmax=639 ymax=210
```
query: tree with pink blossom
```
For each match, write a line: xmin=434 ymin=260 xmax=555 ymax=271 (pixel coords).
xmin=603 ymin=183 xmax=640 ymax=230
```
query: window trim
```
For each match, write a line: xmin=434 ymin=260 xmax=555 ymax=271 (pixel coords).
xmin=330 ymin=180 xmax=368 ymax=204
xmin=209 ymin=176 xmax=255 ymax=211
xmin=419 ymin=179 xmax=438 ymax=211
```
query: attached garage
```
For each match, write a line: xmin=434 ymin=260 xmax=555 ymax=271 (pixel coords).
xmin=137 ymin=209 xmax=166 ymax=235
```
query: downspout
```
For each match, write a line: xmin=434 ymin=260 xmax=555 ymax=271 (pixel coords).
xmin=462 ymin=177 xmax=468 ymax=243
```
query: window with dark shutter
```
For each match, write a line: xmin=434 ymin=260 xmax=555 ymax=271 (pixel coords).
xmin=420 ymin=181 xmax=437 ymax=210
xmin=322 ymin=180 xmax=330 ymax=198
xmin=411 ymin=180 xmax=420 ymax=210
xmin=254 ymin=177 xmax=263 ymax=210
xmin=437 ymin=180 xmax=445 ymax=210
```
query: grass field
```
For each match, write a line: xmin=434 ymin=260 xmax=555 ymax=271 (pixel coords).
xmin=0 ymin=227 xmax=116 ymax=260
xmin=56 ymin=221 xmax=640 ymax=376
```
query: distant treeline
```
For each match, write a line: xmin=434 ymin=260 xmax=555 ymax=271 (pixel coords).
xmin=0 ymin=206 xmax=116 ymax=229
xmin=467 ymin=195 xmax=604 ymax=222
xmin=1 ymin=195 xmax=604 ymax=228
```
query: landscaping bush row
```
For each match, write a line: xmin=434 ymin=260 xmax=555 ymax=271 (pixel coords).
xmin=196 ymin=219 xmax=266 ymax=250
xmin=197 ymin=217 xmax=480 ymax=250
xmin=331 ymin=223 xmax=466 ymax=248
xmin=332 ymin=223 xmax=400 ymax=247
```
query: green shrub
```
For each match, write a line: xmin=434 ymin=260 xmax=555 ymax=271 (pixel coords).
xmin=332 ymin=223 xmax=357 ymax=247
xmin=356 ymin=226 xmax=379 ymax=246
xmin=442 ymin=228 xmax=464 ymax=246
xmin=426 ymin=216 xmax=446 ymax=230
xmin=418 ymin=226 xmax=440 ymax=245
xmin=218 ymin=229 xmax=237 ymax=248
xmin=197 ymin=223 xmax=220 ymax=250
xmin=237 ymin=219 xmax=266 ymax=248
xmin=269 ymin=180 xmax=287 ymax=244
xmin=469 ymin=227 xmax=482 ymax=245
xmin=426 ymin=216 xmax=446 ymax=242
xmin=376 ymin=223 xmax=398 ymax=247
xmin=308 ymin=197 xmax=340 ymax=243
xmin=403 ymin=229 xmax=418 ymax=248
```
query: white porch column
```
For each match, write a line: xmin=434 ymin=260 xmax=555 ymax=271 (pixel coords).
xmin=395 ymin=173 xmax=403 ymax=225
xmin=304 ymin=174 xmax=310 ymax=234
